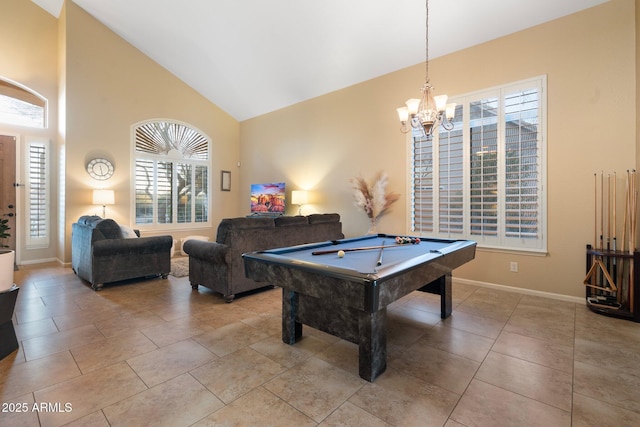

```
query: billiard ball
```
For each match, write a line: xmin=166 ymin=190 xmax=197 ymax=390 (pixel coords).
xmin=337 ymin=250 xmax=345 ymax=258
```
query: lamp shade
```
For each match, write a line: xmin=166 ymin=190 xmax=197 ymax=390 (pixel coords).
xmin=396 ymin=107 xmax=409 ymax=122
xmin=433 ymin=94 xmax=448 ymax=112
xmin=405 ymin=98 xmax=421 ymax=115
xmin=445 ymin=103 xmax=456 ymax=120
xmin=93 ymin=189 xmax=115 ymax=205
xmin=291 ymin=190 xmax=308 ymax=205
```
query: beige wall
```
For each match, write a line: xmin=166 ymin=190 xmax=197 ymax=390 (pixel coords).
xmin=1 ymin=0 xmax=638 ymax=300
xmin=61 ymin=2 xmax=241 ymax=262
xmin=240 ymin=0 xmax=637 ymax=299
xmin=1 ymin=1 xmax=241 ymax=264
xmin=0 ymin=0 xmax=59 ymax=264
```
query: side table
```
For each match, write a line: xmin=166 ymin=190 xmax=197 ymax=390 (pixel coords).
xmin=0 ymin=284 xmax=19 ymax=360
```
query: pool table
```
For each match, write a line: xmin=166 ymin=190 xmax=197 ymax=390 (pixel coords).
xmin=243 ymin=233 xmax=476 ymax=381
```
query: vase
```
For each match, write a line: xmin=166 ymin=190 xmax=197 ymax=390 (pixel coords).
xmin=0 ymin=250 xmax=15 ymax=292
xmin=367 ymin=218 xmax=378 ymax=235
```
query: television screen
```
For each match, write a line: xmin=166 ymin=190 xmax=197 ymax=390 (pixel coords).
xmin=250 ymin=182 xmax=286 ymax=215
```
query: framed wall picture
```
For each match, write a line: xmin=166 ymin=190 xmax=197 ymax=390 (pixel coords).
xmin=221 ymin=170 xmax=231 ymax=191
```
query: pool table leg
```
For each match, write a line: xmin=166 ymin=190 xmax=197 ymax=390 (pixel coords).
xmin=282 ymin=289 xmax=302 ymax=344
xmin=419 ymin=273 xmax=452 ymax=319
xmin=358 ymin=308 xmax=387 ymax=382
xmin=440 ymin=274 xmax=452 ymax=319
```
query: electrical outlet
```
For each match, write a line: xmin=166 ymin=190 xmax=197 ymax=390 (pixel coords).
xmin=510 ymin=262 xmax=518 ymax=273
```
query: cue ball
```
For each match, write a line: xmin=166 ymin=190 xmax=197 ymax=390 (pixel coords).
xmin=337 ymin=250 xmax=345 ymax=258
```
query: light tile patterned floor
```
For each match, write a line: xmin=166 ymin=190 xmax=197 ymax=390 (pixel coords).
xmin=2 ymin=263 xmax=640 ymax=426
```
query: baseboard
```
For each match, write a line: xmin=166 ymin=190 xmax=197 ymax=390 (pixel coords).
xmin=9 ymin=258 xmax=587 ymax=305
xmin=453 ymin=277 xmax=585 ymax=305
xmin=17 ymin=258 xmax=64 ymax=266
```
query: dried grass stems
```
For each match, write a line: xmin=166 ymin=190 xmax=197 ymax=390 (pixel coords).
xmin=350 ymin=172 xmax=400 ymax=222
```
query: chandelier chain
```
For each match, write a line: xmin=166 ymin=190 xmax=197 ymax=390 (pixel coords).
xmin=425 ymin=0 xmax=429 ymax=85
xmin=396 ymin=0 xmax=454 ymax=137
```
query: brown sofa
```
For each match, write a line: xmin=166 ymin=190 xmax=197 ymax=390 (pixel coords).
xmin=183 ymin=214 xmax=344 ymax=302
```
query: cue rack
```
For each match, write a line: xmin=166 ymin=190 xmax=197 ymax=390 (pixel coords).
xmin=585 ymin=170 xmax=640 ymax=322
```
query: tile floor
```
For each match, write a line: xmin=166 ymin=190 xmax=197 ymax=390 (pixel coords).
xmin=2 ymin=262 xmax=640 ymax=426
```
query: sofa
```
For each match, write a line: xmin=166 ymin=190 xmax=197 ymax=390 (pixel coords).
xmin=183 ymin=214 xmax=344 ymax=302
xmin=71 ymin=216 xmax=173 ymax=290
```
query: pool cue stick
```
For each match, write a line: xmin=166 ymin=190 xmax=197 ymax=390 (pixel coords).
xmin=608 ymin=175 xmax=612 ymax=278
xmin=622 ymin=171 xmax=629 ymax=253
xmin=586 ymin=173 xmax=598 ymax=297
xmin=612 ymin=172 xmax=619 ymax=301
xmin=613 ymin=172 xmax=621 ymax=301
xmin=607 ymin=174 xmax=611 ymax=252
xmin=601 ymin=171 xmax=604 ymax=250
xmin=631 ymin=170 xmax=637 ymax=312
xmin=626 ymin=170 xmax=634 ymax=310
xmin=625 ymin=171 xmax=630 ymax=303
xmin=600 ymin=171 xmax=606 ymax=289
xmin=613 ymin=172 xmax=617 ymax=246
xmin=630 ymin=170 xmax=636 ymax=254
xmin=376 ymin=241 xmax=385 ymax=266
xmin=629 ymin=171 xmax=636 ymax=254
xmin=594 ymin=173 xmax=598 ymax=249
xmin=587 ymin=173 xmax=602 ymax=295
xmin=620 ymin=172 xmax=630 ymax=306
xmin=312 ymin=244 xmax=399 ymax=255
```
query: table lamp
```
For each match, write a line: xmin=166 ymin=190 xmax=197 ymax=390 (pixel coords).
xmin=291 ymin=190 xmax=308 ymax=216
xmin=93 ymin=189 xmax=115 ymax=218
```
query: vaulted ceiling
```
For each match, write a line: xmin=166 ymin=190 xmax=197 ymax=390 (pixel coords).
xmin=33 ymin=0 xmax=609 ymax=121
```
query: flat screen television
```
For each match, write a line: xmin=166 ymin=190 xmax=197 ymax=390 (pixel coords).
xmin=250 ymin=182 xmax=286 ymax=215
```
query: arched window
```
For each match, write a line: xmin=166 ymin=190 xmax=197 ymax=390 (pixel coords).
xmin=0 ymin=79 xmax=46 ymax=128
xmin=133 ymin=120 xmax=210 ymax=227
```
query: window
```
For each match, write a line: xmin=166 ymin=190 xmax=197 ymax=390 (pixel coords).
xmin=0 ymin=79 xmax=46 ymax=128
xmin=26 ymin=139 xmax=49 ymax=248
xmin=133 ymin=120 xmax=210 ymax=228
xmin=411 ymin=76 xmax=546 ymax=252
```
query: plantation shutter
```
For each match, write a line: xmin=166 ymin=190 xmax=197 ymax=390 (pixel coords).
xmin=411 ymin=129 xmax=434 ymax=233
xmin=410 ymin=76 xmax=545 ymax=252
xmin=177 ymin=163 xmax=192 ymax=223
xmin=469 ymin=97 xmax=499 ymax=242
xmin=157 ymin=161 xmax=173 ymax=224
xmin=438 ymin=105 xmax=464 ymax=236
xmin=504 ymin=87 xmax=541 ymax=242
xmin=27 ymin=141 xmax=48 ymax=246
xmin=135 ymin=159 xmax=154 ymax=224
xmin=194 ymin=165 xmax=208 ymax=223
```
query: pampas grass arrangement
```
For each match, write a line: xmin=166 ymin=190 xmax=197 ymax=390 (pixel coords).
xmin=350 ymin=172 xmax=400 ymax=232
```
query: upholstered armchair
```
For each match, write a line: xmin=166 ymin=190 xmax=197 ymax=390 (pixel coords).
xmin=71 ymin=216 xmax=173 ymax=290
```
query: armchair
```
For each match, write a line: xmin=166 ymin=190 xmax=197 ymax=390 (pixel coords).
xmin=71 ymin=216 xmax=173 ymax=290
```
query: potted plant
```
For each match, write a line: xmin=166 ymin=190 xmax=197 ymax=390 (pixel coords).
xmin=0 ymin=218 xmax=15 ymax=291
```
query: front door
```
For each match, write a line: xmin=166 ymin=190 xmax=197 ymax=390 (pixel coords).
xmin=0 ymin=135 xmax=17 ymax=251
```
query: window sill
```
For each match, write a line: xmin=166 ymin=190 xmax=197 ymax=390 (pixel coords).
xmin=476 ymin=245 xmax=548 ymax=257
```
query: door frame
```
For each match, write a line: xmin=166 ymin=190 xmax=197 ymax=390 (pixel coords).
xmin=0 ymin=131 xmax=21 ymax=264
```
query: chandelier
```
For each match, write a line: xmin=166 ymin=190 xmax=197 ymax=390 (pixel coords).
xmin=397 ymin=0 xmax=455 ymax=137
